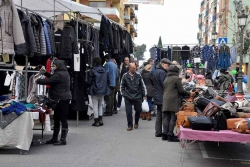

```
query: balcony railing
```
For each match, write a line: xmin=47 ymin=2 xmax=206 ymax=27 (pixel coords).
xmin=212 ymin=13 xmax=216 ymax=22
xmin=124 ymin=15 xmax=130 ymax=20
xmin=205 ymin=9 xmax=209 ymax=17
xmin=130 ymin=20 xmax=134 ymax=26
xmin=199 ymin=23 xmax=202 ymax=29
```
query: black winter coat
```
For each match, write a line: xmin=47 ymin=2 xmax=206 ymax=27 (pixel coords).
xmin=99 ymin=16 xmax=113 ymax=52
xmin=153 ymin=65 xmax=167 ymax=105
xmin=16 ymin=9 xmax=37 ymax=56
xmin=142 ymin=70 xmax=154 ymax=98
xmin=59 ymin=25 xmax=79 ymax=59
xmin=37 ymin=71 xmax=72 ymax=100
xmin=121 ymin=72 xmax=147 ymax=100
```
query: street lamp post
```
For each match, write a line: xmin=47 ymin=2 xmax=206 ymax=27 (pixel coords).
xmin=212 ymin=32 xmax=218 ymax=45
xmin=237 ymin=11 xmax=248 ymax=95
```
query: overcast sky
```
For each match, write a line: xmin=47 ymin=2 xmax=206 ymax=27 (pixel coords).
xmin=134 ymin=0 xmax=201 ymax=60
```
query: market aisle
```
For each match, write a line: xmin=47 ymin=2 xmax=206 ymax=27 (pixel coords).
xmin=0 ymin=103 xmax=250 ymax=167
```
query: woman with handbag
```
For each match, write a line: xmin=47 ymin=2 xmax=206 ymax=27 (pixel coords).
xmin=162 ymin=65 xmax=195 ymax=142
xmin=36 ymin=60 xmax=72 ymax=146
xmin=87 ymin=57 xmax=109 ymax=127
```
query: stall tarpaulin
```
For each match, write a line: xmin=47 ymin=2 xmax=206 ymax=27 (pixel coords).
xmin=123 ymin=0 xmax=164 ymax=5
xmin=13 ymin=0 xmax=102 ymax=21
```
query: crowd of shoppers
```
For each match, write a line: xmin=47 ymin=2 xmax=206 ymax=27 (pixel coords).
xmin=38 ymin=55 xmax=197 ymax=146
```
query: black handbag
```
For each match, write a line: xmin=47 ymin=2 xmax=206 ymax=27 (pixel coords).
xmin=212 ymin=111 xmax=227 ymax=131
xmin=187 ymin=116 xmax=213 ymax=131
xmin=46 ymin=97 xmax=59 ymax=110
xmin=46 ymin=91 xmax=65 ymax=110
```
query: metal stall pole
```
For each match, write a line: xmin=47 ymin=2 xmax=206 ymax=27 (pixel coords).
xmin=75 ymin=17 xmax=79 ymax=126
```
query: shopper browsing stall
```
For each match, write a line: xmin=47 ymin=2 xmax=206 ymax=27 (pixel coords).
xmin=36 ymin=60 xmax=71 ymax=146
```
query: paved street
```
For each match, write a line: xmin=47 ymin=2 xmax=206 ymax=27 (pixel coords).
xmin=1 ymin=104 xmax=250 ymax=167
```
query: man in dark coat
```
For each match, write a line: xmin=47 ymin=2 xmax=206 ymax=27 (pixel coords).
xmin=120 ymin=63 xmax=147 ymax=131
xmin=153 ymin=58 xmax=172 ymax=137
xmin=162 ymin=65 xmax=191 ymax=141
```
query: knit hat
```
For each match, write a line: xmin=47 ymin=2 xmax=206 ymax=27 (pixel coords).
xmin=167 ymin=65 xmax=180 ymax=73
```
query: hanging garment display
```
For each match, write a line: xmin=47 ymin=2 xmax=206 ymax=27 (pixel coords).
xmin=218 ymin=45 xmax=231 ymax=69
xmin=172 ymin=46 xmax=181 ymax=64
xmin=16 ymin=9 xmax=37 ymax=56
xmin=202 ymin=45 xmax=213 ymax=62
xmin=207 ymin=46 xmax=219 ymax=71
xmin=0 ymin=0 xmax=25 ymax=55
xmin=230 ymin=45 xmax=237 ymax=63
xmin=99 ymin=15 xmax=113 ymax=52
xmin=59 ymin=23 xmax=79 ymax=59
xmin=181 ymin=45 xmax=190 ymax=60
xmin=190 ymin=45 xmax=202 ymax=68
xmin=167 ymin=46 xmax=172 ymax=60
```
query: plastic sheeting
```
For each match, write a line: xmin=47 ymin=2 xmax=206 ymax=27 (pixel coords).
xmin=13 ymin=0 xmax=102 ymax=21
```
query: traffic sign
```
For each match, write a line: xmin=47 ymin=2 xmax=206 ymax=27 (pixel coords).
xmin=218 ymin=37 xmax=228 ymax=44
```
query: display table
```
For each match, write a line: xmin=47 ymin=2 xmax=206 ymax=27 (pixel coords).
xmin=177 ymin=126 xmax=250 ymax=164
xmin=0 ymin=112 xmax=34 ymax=152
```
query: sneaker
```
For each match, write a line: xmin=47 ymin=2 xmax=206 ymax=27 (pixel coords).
xmin=117 ymin=107 xmax=120 ymax=111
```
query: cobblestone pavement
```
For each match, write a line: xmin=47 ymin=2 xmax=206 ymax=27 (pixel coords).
xmin=0 ymin=104 xmax=250 ymax=167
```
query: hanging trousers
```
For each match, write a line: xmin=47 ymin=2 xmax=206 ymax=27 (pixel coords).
xmin=54 ymin=100 xmax=70 ymax=129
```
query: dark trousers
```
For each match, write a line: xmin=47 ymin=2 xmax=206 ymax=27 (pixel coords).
xmin=54 ymin=100 xmax=70 ymax=129
xmin=113 ymin=91 xmax=118 ymax=111
xmin=155 ymin=105 xmax=163 ymax=134
xmin=147 ymin=97 xmax=153 ymax=112
xmin=105 ymin=87 xmax=115 ymax=113
xmin=117 ymin=91 xmax=122 ymax=108
xmin=124 ymin=98 xmax=142 ymax=127
xmin=163 ymin=112 xmax=176 ymax=136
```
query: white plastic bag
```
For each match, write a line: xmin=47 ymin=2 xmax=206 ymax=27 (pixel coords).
xmin=142 ymin=99 xmax=149 ymax=112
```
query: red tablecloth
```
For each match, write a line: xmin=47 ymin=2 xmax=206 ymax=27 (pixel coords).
xmin=177 ymin=126 xmax=250 ymax=143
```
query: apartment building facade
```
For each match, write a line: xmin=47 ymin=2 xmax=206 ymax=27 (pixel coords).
xmin=75 ymin=0 xmax=138 ymax=40
xmin=197 ymin=0 xmax=250 ymax=46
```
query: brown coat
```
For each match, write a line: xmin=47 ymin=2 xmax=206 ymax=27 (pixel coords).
xmin=162 ymin=66 xmax=190 ymax=113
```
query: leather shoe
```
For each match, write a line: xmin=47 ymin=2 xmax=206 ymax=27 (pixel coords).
xmin=127 ymin=127 xmax=133 ymax=131
xmin=155 ymin=133 xmax=163 ymax=137
xmin=103 ymin=112 xmax=112 ymax=116
xmin=134 ymin=124 xmax=139 ymax=129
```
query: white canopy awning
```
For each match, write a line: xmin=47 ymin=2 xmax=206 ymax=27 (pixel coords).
xmin=13 ymin=0 xmax=102 ymax=21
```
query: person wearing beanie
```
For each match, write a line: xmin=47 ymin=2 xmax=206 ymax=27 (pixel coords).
xmin=162 ymin=65 xmax=194 ymax=142
xmin=215 ymin=68 xmax=233 ymax=92
xmin=36 ymin=60 xmax=72 ymax=146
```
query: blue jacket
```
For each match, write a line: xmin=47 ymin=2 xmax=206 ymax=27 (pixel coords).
xmin=153 ymin=65 xmax=167 ymax=105
xmin=104 ymin=60 xmax=118 ymax=87
xmin=43 ymin=21 xmax=52 ymax=55
xmin=218 ymin=53 xmax=231 ymax=70
xmin=88 ymin=66 xmax=110 ymax=95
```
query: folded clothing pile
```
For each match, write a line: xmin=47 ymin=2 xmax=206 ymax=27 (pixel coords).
xmin=1 ymin=102 xmax=26 ymax=115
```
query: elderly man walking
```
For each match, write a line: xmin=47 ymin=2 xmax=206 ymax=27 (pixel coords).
xmin=120 ymin=63 xmax=147 ymax=131
xmin=153 ymin=58 xmax=172 ymax=137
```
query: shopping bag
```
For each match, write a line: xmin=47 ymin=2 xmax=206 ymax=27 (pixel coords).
xmin=142 ymin=100 xmax=149 ymax=112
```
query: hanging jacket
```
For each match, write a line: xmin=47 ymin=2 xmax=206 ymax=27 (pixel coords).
xmin=43 ymin=21 xmax=52 ymax=55
xmin=15 ymin=9 xmax=37 ymax=56
xmin=202 ymin=45 xmax=213 ymax=62
xmin=46 ymin=20 xmax=56 ymax=54
xmin=153 ymin=64 xmax=167 ymax=105
xmin=59 ymin=24 xmax=79 ymax=59
xmin=29 ymin=14 xmax=40 ymax=55
xmin=35 ymin=15 xmax=46 ymax=55
xmin=0 ymin=0 xmax=25 ymax=55
xmin=88 ymin=66 xmax=110 ymax=95
xmin=99 ymin=16 xmax=113 ymax=52
xmin=218 ymin=53 xmax=231 ymax=69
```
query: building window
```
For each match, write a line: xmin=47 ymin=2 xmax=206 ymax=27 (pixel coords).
xmin=89 ymin=2 xmax=106 ymax=7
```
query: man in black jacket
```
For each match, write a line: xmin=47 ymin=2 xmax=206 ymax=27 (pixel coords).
xmin=117 ymin=57 xmax=130 ymax=110
xmin=153 ymin=58 xmax=172 ymax=137
xmin=120 ymin=63 xmax=147 ymax=131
